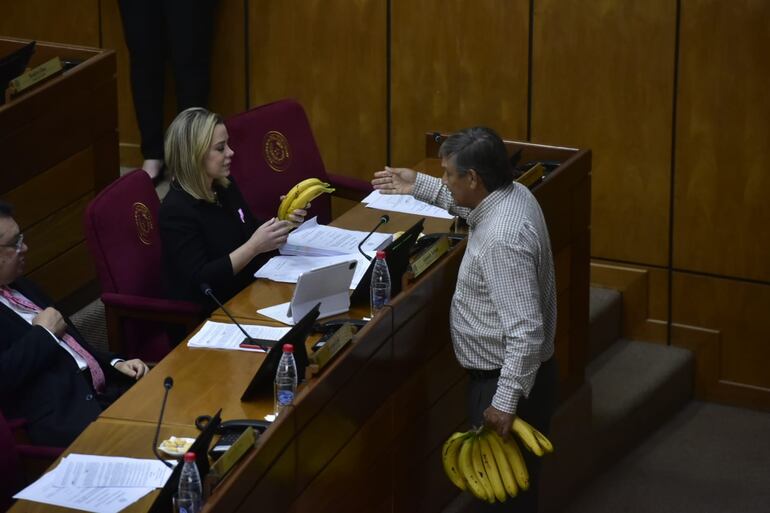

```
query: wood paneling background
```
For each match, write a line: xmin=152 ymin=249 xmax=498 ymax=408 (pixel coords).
xmin=531 ymin=0 xmax=676 ymax=267
xmin=2 ymin=0 xmax=769 ymax=409
xmin=390 ymin=0 xmax=529 ymax=167
xmin=249 ymin=0 xmax=387 ymax=175
xmin=674 ymin=0 xmax=770 ymax=282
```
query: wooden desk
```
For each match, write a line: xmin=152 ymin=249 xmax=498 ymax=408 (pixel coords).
xmin=10 ymin=419 xmax=199 ymax=513
xmin=12 ymin=145 xmax=590 ymax=513
xmin=0 ymin=37 xmax=119 ymax=307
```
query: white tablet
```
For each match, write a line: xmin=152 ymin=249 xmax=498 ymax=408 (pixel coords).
xmin=287 ymin=259 xmax=358 ymax=323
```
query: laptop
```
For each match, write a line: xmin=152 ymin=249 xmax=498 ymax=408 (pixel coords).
xmin=287 ymin=259 xmax=357 ymax=323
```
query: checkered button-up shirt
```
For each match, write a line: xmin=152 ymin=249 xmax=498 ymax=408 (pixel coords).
xmin=413 ymin=174 xmax=556 ymax=414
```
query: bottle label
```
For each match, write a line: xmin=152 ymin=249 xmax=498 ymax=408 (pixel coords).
xmin=277 ymin=389 xmax=294 ymax=407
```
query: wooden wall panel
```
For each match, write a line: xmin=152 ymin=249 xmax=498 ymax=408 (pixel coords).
xmin=0 ymin=0 xmax=99 ymax=47
xmin=672 ymin=272 xmax=770 ymax=403
xmin=390 ymin=0 xmax=529 ymax=167
xmin=674 ymin=0 xmax=770 ymax=282
xmin=248 ymin=0 xmax=387 ymax=179
xmin=100 ymin=0 xmax=246 ymax=167
xmin=531 ymin=0 xmax=676 ymax=267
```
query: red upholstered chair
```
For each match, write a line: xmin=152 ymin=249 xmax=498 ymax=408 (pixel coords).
xmin=0 ymin=411 xmax=63 ymax=510
xmin=225 ymin=98 xmax=372 ymax=224
xmin=83 ymin=170 xmax=203 ymax=362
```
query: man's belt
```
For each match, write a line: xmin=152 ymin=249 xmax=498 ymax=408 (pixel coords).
xmin=465 ymin=368 xmax=501 ymax=380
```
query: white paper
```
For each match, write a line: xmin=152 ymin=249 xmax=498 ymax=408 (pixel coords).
xmin=187 ymin=321 xmax=291 ymax=351
xmin=53 ymin=454 xmax=173 ymax=489
xmin=255 ymin=253 xmax=373 ymax=289
xmin=14 ymin=457 xmax=161 ymax=513
xmin=363 ymin=190 xmax=454 ymax=219
xmin=257 ymin=302 xmax=294 ymax=325
xmin=280 ymin=217 xmax=392 ymax=257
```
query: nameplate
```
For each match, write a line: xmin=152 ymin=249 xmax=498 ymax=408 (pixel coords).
xmin=8 ymin=57 xmax=63 ymax=95
xmin=410 ymin=235 xmax=450 ymax=278
xmin=310 ymin=323 xmax=357 ymax=370
xmin=208 ymin=426 xmax=257 ymax=481
xmin=517 ymin=162 xmax=544 ymax=189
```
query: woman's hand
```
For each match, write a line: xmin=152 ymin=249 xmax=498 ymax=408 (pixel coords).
xmin=372 ymin=166 xmax=417 ymax=195
xmin=115 ymin=359 xmax=149 ymax=380
xmin=248 ymin=217 xmax=294 ymax=254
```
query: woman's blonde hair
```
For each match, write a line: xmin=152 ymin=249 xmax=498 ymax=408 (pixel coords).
xmin=164 ymin=107 xmax=228 ymax=202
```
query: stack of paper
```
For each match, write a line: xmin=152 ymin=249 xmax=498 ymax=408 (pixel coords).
xmin=280 ymin=217 xmax=392 ymax=257
xmin=14 ymin=453 xmax=174 ymax=513
xmin=361 ymin=190 xmax=454 ymax=219
xmin=255 ymin=253 xmax=372 ymax=289
xmin=187 ymin=321 xmax=291 ymax=351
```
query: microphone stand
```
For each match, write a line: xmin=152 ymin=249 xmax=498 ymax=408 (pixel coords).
xmin=358 ymin=214 xmax=390 ymax=261
xmin=152 ymin=377 xmax=174 ymax=469
xmin=200 ymin=283 xmax=266 ymax=351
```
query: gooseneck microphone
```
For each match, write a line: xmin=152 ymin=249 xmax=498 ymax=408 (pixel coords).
xmin=200 ymin=283 xmax=265 ymax=350
xmin=358 ymin=214 xmax=390 ymax=261
xmin=152 ymin=376 xmax=174 ymax=469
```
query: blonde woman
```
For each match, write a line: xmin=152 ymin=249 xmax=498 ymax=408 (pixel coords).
xmin=159 ymin=108 xmax=306 ymax=308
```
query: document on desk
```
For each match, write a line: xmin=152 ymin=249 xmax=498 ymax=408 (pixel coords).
xmin=255 ymin=253 xmax=372 ymax=289
xmin=280 ymin=217 xmax=392 ymax=256
xmin=187 ymin=321 xmax=291 ymax=351
xmin=14 ymin=453 xmax=172 ymax=513
xmin=362 ymin=190 xmax=454 ymax=219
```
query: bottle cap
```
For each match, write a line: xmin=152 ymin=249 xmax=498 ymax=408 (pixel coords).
xmin=183 ymin=452 xmax=196 ymax=462
xmin=375 ymin=250 xmax=386 ymax=259
xmin=282 ymin=343 xmax=294 ymax=353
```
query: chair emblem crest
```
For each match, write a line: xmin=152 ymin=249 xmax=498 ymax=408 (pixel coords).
xmin=133 ymin=202 xmax=153 ymax=246
xmin=263 ymin=130 xmax=291 ymax=172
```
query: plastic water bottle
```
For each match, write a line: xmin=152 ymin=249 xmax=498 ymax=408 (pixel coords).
xmin=177 ymin=452 xmax=202 ymax=513
xmin=274 ymin=343 xmax=298 ymax=416
xmin=370 ymin=250 xmax=391 ymax=317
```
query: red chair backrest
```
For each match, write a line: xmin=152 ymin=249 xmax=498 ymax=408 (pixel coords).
xmin=225 ymin=99 xmax=333 ymax=224
xmin=83 ymin=170 xmax=171 ymax=361
xmin=83 ymin=170 xmax=165 ymax=297
xmin=0 ymin=411 xmax=22 ymax=511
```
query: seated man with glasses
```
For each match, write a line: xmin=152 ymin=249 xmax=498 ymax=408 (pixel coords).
xmin=0 ymin=201 xmax=150 ymax=446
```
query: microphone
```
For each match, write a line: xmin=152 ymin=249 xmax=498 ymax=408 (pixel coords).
xmin=358 ymin=214 xmax=390 ymax=261
xmin=152 ymin=377 xmax=174 ymax=469
xmin=199 ymin=283 xmax=266 ymax=351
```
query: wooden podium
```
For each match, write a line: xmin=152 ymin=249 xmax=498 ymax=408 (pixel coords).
xmin=0 ymin=37 xmax=118 ymax=306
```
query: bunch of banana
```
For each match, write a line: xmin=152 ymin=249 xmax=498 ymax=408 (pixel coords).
xmin=277 ymin=178 xmax=335 ymax=220
xmin=512 ymin=417 xmax=554 ymax=456
xmin=441 ymin=421 xmax=553 ymax=503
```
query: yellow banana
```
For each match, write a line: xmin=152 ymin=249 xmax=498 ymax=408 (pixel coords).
xmin=458 ymin=434 xmax=488 ymax=501
xmin=276 ymin=177 xmax=329 ymax=220
xmin=501 ymin=438 xmax=529 ymax=491
xmin=441 ymin=432 xmax=468 ymax=491
xmin=511 ymin=417 xmax=544 ymax=456
xmin=485 ymin=431 xmax=518 ymax=498
xmin=478 ymin=432 xmax=507 ymax=502
xmin=282 ymin=183 xmax=335 ymax=220
xmin=470 ymin=435 xmax=496 ymax=503
xmin=533 ymin=429 xmax=554 ymax=454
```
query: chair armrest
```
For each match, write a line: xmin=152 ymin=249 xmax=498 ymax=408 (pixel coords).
xmin=17 ymin=444 xmax=64 ymax=459
xmin=101 ymin=292 xmax=202 ymax=317
xmin=327 ymin=172 xmax=373 ymax=202
xmin=7 ymin=417 xmax=65 ymax=459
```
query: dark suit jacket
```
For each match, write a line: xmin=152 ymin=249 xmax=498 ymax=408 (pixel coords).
xmin=159 ymin=177 xmax=274 ymax=309
xmin=0 ymin=278 xmax=126 ymax=447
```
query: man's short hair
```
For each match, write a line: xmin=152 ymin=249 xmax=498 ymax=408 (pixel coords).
xmin=438 ymin=126 xmax=513 ymax=192
xmin=0 ymin=201 xmax=14 ymax=218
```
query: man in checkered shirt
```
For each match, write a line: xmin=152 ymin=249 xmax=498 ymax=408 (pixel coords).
xmin=373 ymin=127 xmax=557 ymax=512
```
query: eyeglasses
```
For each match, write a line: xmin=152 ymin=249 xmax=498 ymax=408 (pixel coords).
xmin=1 ymin=233 xmax=24 ymax=253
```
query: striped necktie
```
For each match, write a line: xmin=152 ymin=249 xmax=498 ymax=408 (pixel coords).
xmin=0 ymin=286 xmax=106 ymax=393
